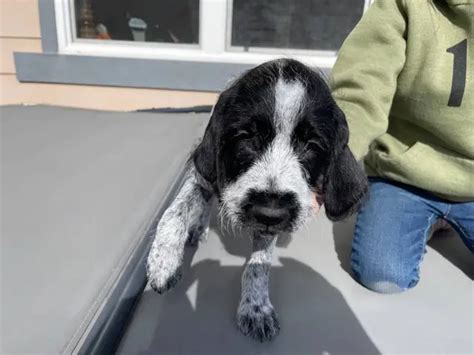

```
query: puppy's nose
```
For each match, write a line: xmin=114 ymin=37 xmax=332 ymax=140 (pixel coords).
xmin=246 ymin=191 xmax=296 ymax=226
xmin=251 ymin=205 xmax=290 ymax=226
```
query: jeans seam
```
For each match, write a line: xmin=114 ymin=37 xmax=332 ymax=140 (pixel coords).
xmin=409 ymin=214 xmax=437 ymax=288
xmin=351 ymin=222 xmax=362 ymax=278
xmin=444 ymin=204 xmax=452 ymax=218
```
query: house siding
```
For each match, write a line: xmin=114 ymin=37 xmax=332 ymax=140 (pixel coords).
xmin=0 ymin=0 xmax=217 ymax=111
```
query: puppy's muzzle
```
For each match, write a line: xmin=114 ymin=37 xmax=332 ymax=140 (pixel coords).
xmin=242 ymin=190 xmax=299 ymax=230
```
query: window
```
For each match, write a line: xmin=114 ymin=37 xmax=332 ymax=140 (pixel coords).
xmin=74 ymin=0 xmax=199 ymax=45
xmin=56 ymin=0 xmax=371 ymax=66
xmin=229 ymin=0 xmax=365 ymax=52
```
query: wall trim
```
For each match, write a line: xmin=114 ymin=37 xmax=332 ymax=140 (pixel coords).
xmin=38 ymin=0 xmax=58 ymax=53
xmin=14 ymin=53 xmax=257 ymax=92
xmin=14 ymin=52 xmax=331 ymax=92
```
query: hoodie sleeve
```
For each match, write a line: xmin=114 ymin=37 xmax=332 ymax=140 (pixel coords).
xmin=330 ymin=0 xmax=408 ymax=160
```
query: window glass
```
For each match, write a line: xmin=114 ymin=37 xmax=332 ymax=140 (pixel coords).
xmin=230 ymin=0 xmax=365 ymax=51
xmin=74 ymin=0 xmax=199 ymax=44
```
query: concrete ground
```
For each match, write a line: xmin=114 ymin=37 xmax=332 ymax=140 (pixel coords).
xmin=118 ymin=191 xmax=473 ymax=353
xmin=2 ymin=105 xmax=472 ymax=354
xmin=1 ymin=105 xmax=208 ymax=354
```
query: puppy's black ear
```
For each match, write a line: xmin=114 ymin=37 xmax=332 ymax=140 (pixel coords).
xmin=193 ymin=106 xmax=220 ymax=185
xmin=193 ymin=81 xmax=235 ymax=187
xmin=323 ymin=107 xmax=368 ymax=221
xmin=323 ymin=146 xmax=368 ymax=221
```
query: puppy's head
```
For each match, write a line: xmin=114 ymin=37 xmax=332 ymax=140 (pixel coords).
xmin=193 ymin=59 xmax=367 ymax=234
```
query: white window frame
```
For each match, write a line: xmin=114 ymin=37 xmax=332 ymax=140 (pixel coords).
xmin=55 ymin=0 xmax=372 ymax=68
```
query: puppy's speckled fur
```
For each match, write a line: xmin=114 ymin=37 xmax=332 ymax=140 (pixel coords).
xmin=146 ymin=165 xmax=213 ymax=294
xmin=146 ymin=59 xmax=368 ymax=341
xmin=237 ymin=234 xmax=279 ymax=342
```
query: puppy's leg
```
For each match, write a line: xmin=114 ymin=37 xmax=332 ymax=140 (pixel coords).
xmin=186 ymin=184 xmax=213 ymax=246
xmin=237 ymin=234 xmax=280 ymax=342
xmin=147 ymin=165 xmax=213 ymax=294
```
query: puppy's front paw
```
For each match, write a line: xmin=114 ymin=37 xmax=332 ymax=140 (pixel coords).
xmin=147 ymin=248 xmax=183 ymax=294
xmin=149 ymin=266 xmax=182 ymax=294
xmin=237 ymin=302 xmax=280 ymax=342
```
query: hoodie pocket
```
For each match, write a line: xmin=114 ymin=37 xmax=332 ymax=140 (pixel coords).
xmin=369 ymin=140 xmax=421 ymax=168
xmin=372 ymin=141 xmax=474 ymax=198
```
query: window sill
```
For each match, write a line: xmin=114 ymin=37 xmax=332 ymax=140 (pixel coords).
xmin=14 ymin=52 xmax=331 ymax=92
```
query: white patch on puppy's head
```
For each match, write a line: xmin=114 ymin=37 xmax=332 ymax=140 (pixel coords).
xmin=193 ymin=58 xmax=368 ymax=230
xmin=221 ymin=77 xmax=314 ymax=234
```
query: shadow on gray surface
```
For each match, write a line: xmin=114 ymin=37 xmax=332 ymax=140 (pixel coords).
xmin=428 ymin=230 xmax=474 ymax=279
xmin=332 ymin=216 xmax=357 ymax=276
xmin=119 ymin=215 xmax=380 ymax=355
xmin=332 ymin=216 xmax=474 ymax=280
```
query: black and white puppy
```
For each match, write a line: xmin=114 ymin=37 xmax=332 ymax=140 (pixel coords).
xmin=147 ymin=58 xmax=368 ymax=342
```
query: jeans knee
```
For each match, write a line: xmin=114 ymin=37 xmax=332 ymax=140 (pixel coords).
xmin=351 ymin=259 xmax=418 ymax=294
xmin=358 ymin=279 xmax=406 ymax=294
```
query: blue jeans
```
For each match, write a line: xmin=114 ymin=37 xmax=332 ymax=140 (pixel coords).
xmin=351 ymin=178 xmax=474 ymax=294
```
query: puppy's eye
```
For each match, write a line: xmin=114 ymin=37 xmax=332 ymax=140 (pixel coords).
xmin=233 ymin=130 xmax=252 ymax=140
xmin=305 ymin=139 xmax=322 ymax=151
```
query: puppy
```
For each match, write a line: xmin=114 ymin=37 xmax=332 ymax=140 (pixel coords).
xmin=146 ymin=58 xmax=368 ymax=342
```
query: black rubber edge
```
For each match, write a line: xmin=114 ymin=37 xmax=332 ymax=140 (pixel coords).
xmin=135 ymin=105 xmax=213 ymax=113
xmin=75 ymin=161 xmax=191 ymax=355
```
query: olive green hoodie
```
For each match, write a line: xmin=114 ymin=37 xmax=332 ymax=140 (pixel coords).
xmin=330 ymin=0 xmax=473 ymax=201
